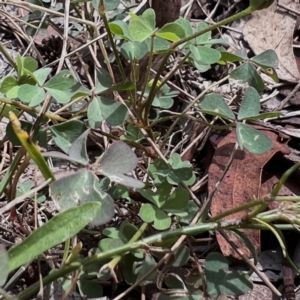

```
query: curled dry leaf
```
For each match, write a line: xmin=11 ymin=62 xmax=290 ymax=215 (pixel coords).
xmin=208 ymin=128 xmax=290 ymax=259
xmin=243 ymin=0 xmax=300 ymax=82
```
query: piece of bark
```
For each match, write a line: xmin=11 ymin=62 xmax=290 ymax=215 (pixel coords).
xmin=208 ymin=128 xmax=290 ymax=259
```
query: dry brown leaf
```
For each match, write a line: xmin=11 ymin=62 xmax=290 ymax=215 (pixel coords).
xmin=208 ymin=128 xmax=290 ymax=259
xmin=243 ymin=1 xmax=300 ymax=82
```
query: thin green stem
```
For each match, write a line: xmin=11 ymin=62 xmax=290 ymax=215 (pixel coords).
xmin=138 ymin=35 xmax=155 ymax=105
xmin=141 ymin=48 xmax=173 ymax=123
xmin=99 ymin=10 xmax=126 ymax=81
xmin=61 ymin=238 xmax=70 ymax=266
xmin=272 ymin=196 xmax=300 ymax=202
xmin=208 ymin=199 xmax=266 ymax=223
xmin=271 ymin=162 xmax=300 ymax=197
xmin=242 ymin=224 xmax=300 ymax=230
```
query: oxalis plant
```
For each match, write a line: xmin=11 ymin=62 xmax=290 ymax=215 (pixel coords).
xmin=2 ymin=0 xmax=299 ymax=299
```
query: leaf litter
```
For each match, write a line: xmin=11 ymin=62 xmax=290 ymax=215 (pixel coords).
xmin=208 ymin=127 xmax=290 ymax=259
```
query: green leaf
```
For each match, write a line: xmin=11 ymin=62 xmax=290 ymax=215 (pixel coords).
xmin=6 ymin=85 xmax=19 ymax=98
xmin=98 ymin=141 xmax=137 ymax=174
xmin=68 ymin=129 xmax=89 ymax=165
xmin=190 ymin=46 xmax=221 ymax=65
xmin=18 ymin=84 xmax=46 ymax=107
xmin=219 ymin=49 xmax=245 ymax=63
xmin=173 ymin=245 xmax=190 ymax=267
xmin=102 ymin=227 xmax=123 ymax=240
xmin=162 ymin=188 xmax=189 ymax=211
xmin=98 ymin=238 xmax=112 ymax=252
xmin=97 ymin=141 xmax=144 ymax=189
xmin=152 ymin=92 xmax=176 ymax=108
xmin=87 ymin=96 xmax=128 ymax=128
xmin=33 ymin=68 xmax=52 ymax=86
xmin=197 ymin=46 xmax=221 ymax=64
xmin=238 ymin=86 xmax=261 ymax=120
xmin=78 ymin=280 xmax=103 ymax=298
xmin=44 ymin=70 xmax=79 ymax=103
xmin=139 ymin=204 xmax=171 ymax=230
xmin=190 ymin=45 xmax=201 ymax=62
xmin=129 ymin=20 xmax=156 ymax=42
xmin=50 ymin=120 xmax=86 ymax=153
xmin=174 ymin=201 xmax=198 ymax=224
xmin=148 ymin=158 xmax=170 ymax=184
xmin=94 ymin=68 xmax=113 ymax=94
xmin=236 ymin=123 xmax=272 ymax=154
xmin=193 ymin=62 xmax=211 ymax=73
xmin=139 ymin=8 xmax=156 ymax=30
xmin=140 ymin=182 xmax=172 ymax=208
xmin=0 ymin=76 xmax=18 ymax=94
xmin=120 ymin=220 xmax=140 ymax=242
xmin=120 ymin=253 xmax=139 ymax=284
xmin=22 ymin=56 xmax=38 ymax=73
xmin=0 ymin=245 xmax=8 ymax=286
xmin=136 ymin=254 xmax=158 ymax=283
xmin=70 ymin=82 xmax=91 ymax=100
xmin=147 ymin=84 xmax=178 ymax=109
xmin=156 ymin=23 xmax=186 ymax=42
xmin=200 ymin=93 xmax=235 ymax=120
xmin=206 ymin=252 xmax=253 ymax=296
xmin=105 ymin=174 xmax=144 ymax=189
xmin=195 ymin=21 xmax=211 ymax=44
xmin=146 ymin=37 xmax=170 ymax=53
xmin=128 ymin=9 xmax=156 ymax=42
xmin=250 ymin=50 xmax=279 ymax=82
xmin=251 ymin=49 xmax=278 ymax=69
xmin=230 ymin=62 xmax=265 ymax=92
xmin=109 ymin=20 xmax=131 ymax=40
xmin=175 ymin=17 xmax=193 ymax=37
xmin=169 ymin=153 xmax=195 ymax=184
xmin=148 ymin=155 xmax=194 ymax=186
xmin=121 ymin=41 xmax=149 ymax=60
xmin=107 ymin=185 xmax=130 ymax=200
xmin=120 ymin=123 xmax=145 ymax=142
xmin=49 ymin=169 xmax=114 ymax=226
xmin=8 ymin=202 xmax=102 ymax=272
